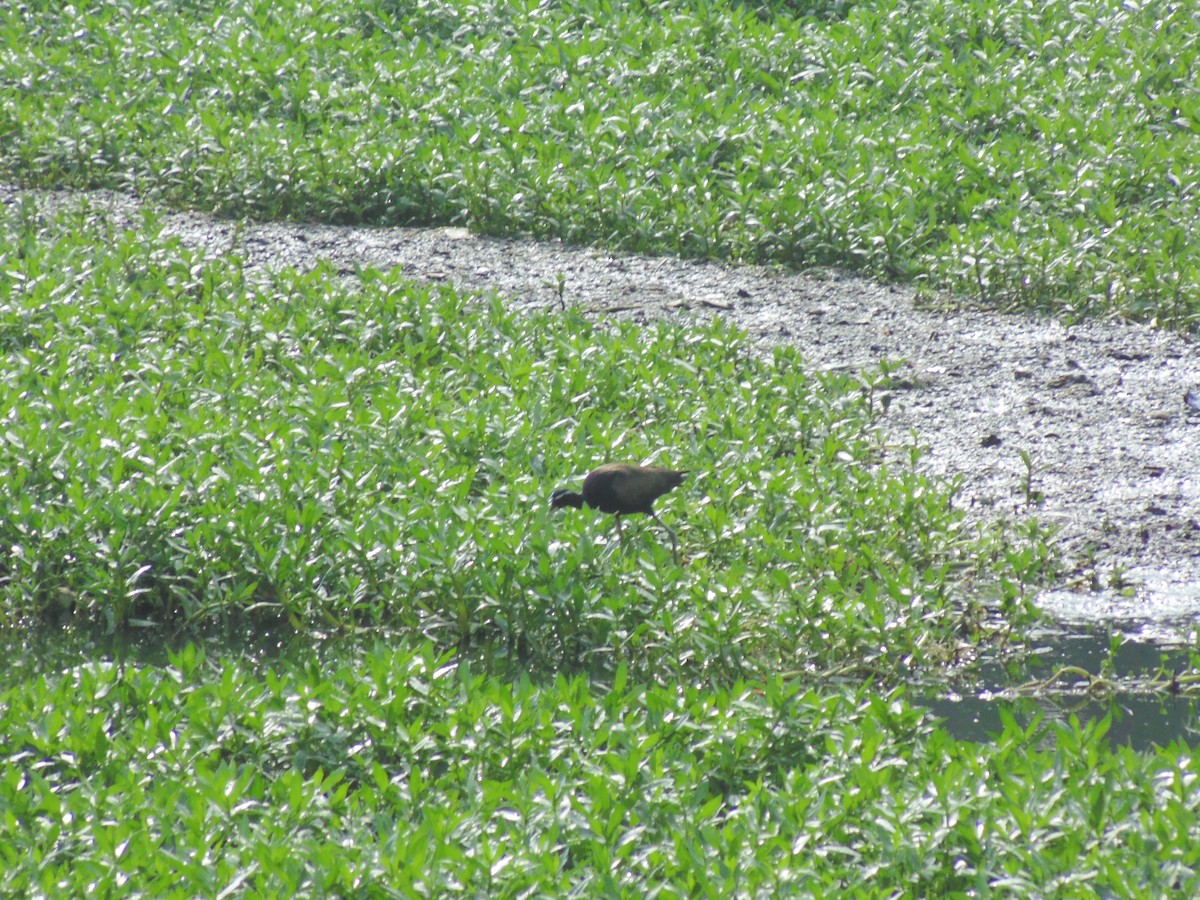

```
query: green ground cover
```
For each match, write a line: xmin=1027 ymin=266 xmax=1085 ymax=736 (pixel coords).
xmin=3 ymin=0 xmax=1199 ymax=327
xmin=0 ymin=201 xmax=1039 ymax=676
xmin=3 ymin=0 xmax=1200 ymax=894
xmin=4 ymin=642 xmax=1198 ymax=897
xmin=0 ymin=177 xmax=1193 ymax=900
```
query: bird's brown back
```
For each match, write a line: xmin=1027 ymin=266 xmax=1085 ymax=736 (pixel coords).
xmin=582 ymin=464 xmax=687 ymax=515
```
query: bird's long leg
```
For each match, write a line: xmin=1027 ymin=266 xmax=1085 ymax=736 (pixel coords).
xmin=648 ymin=511 xmax=679 ymax=563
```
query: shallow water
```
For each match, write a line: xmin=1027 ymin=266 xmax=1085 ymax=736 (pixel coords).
xmin=1038 ymin=568 xmax=1200 ymax=645
xmin=920 ymin=587 xmax=1200 ymax=751
xmin=924 ymin=688 xmax=1199 ymax=752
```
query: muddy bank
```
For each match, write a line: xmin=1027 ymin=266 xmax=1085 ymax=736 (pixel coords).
xmin=10 ymin=187 xmax=1200 ymax=635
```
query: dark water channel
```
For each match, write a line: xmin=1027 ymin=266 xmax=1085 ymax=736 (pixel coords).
xmin=920 ymin=627 xmax=1200 ymax=752
xmin=921 ymin=574 xmax=1200 ymax=751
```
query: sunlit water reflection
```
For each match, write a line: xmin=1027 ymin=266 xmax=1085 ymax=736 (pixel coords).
xmin=920 ymin=571 xmax=1200 ymax=750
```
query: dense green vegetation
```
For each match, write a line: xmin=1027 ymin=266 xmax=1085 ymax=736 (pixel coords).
xmin=1 ymin=169 xmax=1191 ymax=900
xmin=3 ymin=0 xmax=1200 ymax=894
xmin=3 ymin=0 xmax=1199 ymax=327
xmin=5 ymin=643 xmax=1198 ymax=897
xmin=0 ymin=201 xmax=1039 ymax=676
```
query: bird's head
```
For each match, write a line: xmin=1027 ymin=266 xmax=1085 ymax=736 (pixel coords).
xmin=550 ymin=489 xmax=582 ymax=510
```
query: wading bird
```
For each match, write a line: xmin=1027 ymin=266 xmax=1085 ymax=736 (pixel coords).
xmin=550 ymin=463 xmax=687 ymax=560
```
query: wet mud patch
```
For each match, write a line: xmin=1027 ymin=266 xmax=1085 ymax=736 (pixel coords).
xmin=9 ymin=186 xmax=1200 ymax=641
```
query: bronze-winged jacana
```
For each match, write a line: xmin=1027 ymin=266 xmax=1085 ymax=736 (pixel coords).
xmin=550 ymin=463 xmax=687 ymax=560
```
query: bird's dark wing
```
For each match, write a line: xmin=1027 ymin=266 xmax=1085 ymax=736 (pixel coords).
xmin=614 ymin=466 xmax=683 ymax=513
xmin=603 ymin=467 xmax=643 ymax=512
